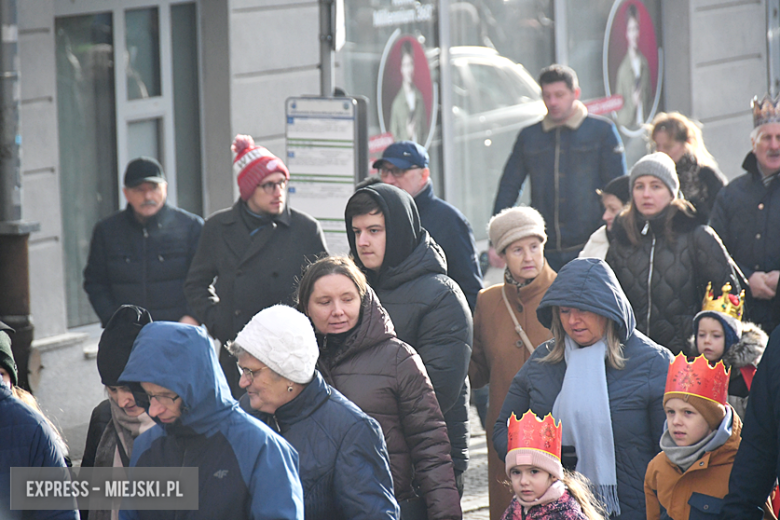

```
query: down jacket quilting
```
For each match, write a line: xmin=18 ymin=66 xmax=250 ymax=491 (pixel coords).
xmin=0 ymin=383 xmax=77 ymax=520
xmin=607 ymin=208 xmax=743 ymax=354
xmin=241 ymin=371 xmax=399 ymax=520
xmin=493 ymin=258 xmax=673 ymax=520
xmin=316 ymin=287 xmax=461 ymax=520
xmin=84 ymin=204 xmax=203 ymax=326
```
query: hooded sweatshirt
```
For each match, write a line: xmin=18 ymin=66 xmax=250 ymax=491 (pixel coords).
xmin=118 ymin=322 xmax=303 ymax=520
xmin=493 ymin=258 xmax=672 ymax=520
xmin=346 ymin=183 xmax=473 ymax=472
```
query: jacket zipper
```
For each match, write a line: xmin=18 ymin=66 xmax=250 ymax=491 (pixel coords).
xmin=142 ymin=226 xmax=149 ymax=307
xmin=642 ymin=221 xmax=655 ymax=335
xmin=553 ymin=127 xmax=562 ymax=252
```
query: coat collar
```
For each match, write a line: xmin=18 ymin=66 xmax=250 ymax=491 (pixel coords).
xmin=413 ymin=181 xmax=435 ymax=209
xmin=218 ymin=200 xmax=293 ymax=264
xmin=123 ymin=202 xmax=169 ymax=228
xmin=273 ymin=371 xmax=331 ymax=428
xmin=505 ymin=261 xmax=557 ymax=304
xmin=220 ymin=199 xmax=292 ymax=227
xmin=541 ymin=100 xmax=588 ymax=132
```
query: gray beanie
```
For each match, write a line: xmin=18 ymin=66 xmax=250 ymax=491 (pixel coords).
xmin=629 ymin=152 xmax=680 ymax=198
xmin=234 ymin=305 xmax=319 ymax=384
xmin=488 ymin=206 xmax=547 ymax=254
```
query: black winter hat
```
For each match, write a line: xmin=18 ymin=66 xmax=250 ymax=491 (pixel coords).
xmin=123 ymin=157 xmax=166 ymax=188
xmin=0 ymin=320 xmax=17 ymax=386
xmin=597 ymin=175 xmax=630 ymax=205
xmin=97 ymin=305 xmax=152 ymax=386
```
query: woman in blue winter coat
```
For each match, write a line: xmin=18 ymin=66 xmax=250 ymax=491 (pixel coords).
xmin=493 ymin=258 xmax=673 ymax=520
xmin=231 ymin=305 xmax=399 ymax=520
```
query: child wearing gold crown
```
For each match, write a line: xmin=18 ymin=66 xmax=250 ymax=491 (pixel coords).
xmin=686 ymin=282 xmax=768 ymax=419
xmin=502 ymin=411 xmax=605 ymax=520
xmin=644 ymin=354 xmax=775 ymax=520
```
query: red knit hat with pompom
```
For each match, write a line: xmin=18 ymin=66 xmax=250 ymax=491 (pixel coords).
xmin=232 ymin=134 xmax=290 ymax=201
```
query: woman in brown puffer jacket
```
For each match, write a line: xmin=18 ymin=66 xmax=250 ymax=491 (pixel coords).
xmin=297 ymin=256 xmax=461 ymax=520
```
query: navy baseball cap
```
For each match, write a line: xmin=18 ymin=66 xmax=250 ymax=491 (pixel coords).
xmin=372 ymin=141 xmax=429 ymax=170
xmin=124 ymin=157 xmax=167 ymax=188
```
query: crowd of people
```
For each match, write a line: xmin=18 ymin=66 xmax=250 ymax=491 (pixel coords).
xmin=2 ymin=61 xmax=780 ymax=520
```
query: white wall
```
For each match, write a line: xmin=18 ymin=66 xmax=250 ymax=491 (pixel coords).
xmin=228 ymin=0 xmax=321 ymax=202
xmin=663 ymin=0 xmax=769 ymax=180
xmin=19 ymin=2 xmax=69 ymax=338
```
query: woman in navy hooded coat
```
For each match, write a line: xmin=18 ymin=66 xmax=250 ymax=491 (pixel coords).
xmin=493 ymin=258 xmax=672 ymax=520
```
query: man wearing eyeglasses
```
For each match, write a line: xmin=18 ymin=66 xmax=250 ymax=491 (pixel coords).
xmin=374 ymin=141 xmax=482 ymax=312
xmin=118 ymin=321 xmax=304 ymax=520
xmin=185 ymin=135 xmax=328 ymax=398
xmin=84 ymin=157 xmax=204 ymax=327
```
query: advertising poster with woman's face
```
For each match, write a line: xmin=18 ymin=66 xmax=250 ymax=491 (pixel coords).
xmin=605 ymin=0 xmax=660 ymax=133
xmin=378 ymin=35 xmax=434 ymax=147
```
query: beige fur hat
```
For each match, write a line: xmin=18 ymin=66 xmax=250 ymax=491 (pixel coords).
xmin=488 ymin=206 xmax=547 ymax=254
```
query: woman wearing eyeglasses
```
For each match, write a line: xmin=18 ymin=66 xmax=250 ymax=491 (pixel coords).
xmin=230 ymin=305 xmax=399 ymax=520
xmin=184 ymin=134 xmax=328 ymax=398
xmin=80 ymin=305 xmax=155 ymax=520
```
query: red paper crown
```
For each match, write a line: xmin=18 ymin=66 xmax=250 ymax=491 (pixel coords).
xmin=664 ymin=353 xmax=730 ymax=406
xmin=507 ymin=410 xmax=562 ymax=460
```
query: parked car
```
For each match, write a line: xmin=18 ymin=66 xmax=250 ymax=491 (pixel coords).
xmin=428 ymin=46 xmax=546 ymax=242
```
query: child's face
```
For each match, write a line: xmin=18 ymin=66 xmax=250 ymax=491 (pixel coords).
xmin=696 ymin=317 xmax=726 ymax=362
xmin=509 ymin=465 xmax=556 ymax=502
xmin=664 ymin=398 xmax=712 ymax=447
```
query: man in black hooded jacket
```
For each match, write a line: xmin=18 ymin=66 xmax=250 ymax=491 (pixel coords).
xmin=344 ymin=183 xmax=473 ymax=494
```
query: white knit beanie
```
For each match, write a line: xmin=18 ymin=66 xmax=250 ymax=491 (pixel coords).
xmin=629 ymin=152 xmax=680 ymax=198
xmin=234 ymin=305 xmax=319 ymax=384
xmin=488 ymin=206 xmax=547 ymax=254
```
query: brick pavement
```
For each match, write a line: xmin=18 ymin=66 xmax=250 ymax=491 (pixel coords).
xmin=462 ymin=405 xmax=490 ymax=519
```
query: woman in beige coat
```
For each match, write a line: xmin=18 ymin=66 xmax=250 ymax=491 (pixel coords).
xmin=469 ymin=206 xmax=556 ymax=520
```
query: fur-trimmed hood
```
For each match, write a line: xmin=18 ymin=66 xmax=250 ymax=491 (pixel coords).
xmin=685 ymin=321 xmax=768 ymax=369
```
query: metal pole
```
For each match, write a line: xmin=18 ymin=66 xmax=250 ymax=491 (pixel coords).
xmin=320 ymin=0 xmax=334 ymax=96
xmin=438 ymin=0 xmax=455 ymax=200
xmin=0 ymin=0 xmax=41 ymax=392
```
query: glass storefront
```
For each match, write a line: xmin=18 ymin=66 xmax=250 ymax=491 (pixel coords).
xmin=337 ymin=1 xmax=661 ymax=243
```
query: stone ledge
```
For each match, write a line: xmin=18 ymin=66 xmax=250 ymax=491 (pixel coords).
xmin=32 ymin=331 xmax=89 ymax=353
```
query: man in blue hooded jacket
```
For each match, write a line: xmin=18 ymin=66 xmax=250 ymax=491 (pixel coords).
xmin=118 ymin=322 xmax=303 ymax=520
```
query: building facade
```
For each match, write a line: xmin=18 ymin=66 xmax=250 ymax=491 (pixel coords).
xmin=17 ymin=0 xmax=778 ymax=343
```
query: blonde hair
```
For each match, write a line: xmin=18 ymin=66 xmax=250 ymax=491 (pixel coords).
xmin=650 ymin=112 xmax=718 ymax=169
xmin=562 ymin=471 xmax=607 ymax=520
xmin=540 ymin=307 xmax=626 ymax=369
xmin=12 ymin=386 xmax=68 ymax=456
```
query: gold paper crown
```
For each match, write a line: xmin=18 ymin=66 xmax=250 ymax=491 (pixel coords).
xmin=752 ymin=94 xmax=780 ymax=128
xmin=701 ymin=282 xmax=744 ymax=321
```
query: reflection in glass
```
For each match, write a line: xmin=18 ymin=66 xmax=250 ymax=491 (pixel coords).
xmin=128 ymin=119 xmax=162 ymax=162
xmin=56 ymin=13 xmax=118 ymax=326
xmin=171 ymin=2 xmax=203 ymax=216
xmin=125 ymin=7 xmax=161 ymax=99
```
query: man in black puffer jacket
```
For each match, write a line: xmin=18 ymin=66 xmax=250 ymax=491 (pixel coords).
xmin=345 ymin=183 xmax=473 ymax=495
xmin=84 ymin=157 xmax=203 ymax=326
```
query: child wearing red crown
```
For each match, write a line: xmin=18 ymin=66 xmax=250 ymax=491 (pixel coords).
xmin=644 ymin=354 xmax=775 ymax=520
xmin=502 ymin=411 xmax=605 ymax=520
xmin=686 ymin=282 xmax=768 ymax=420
